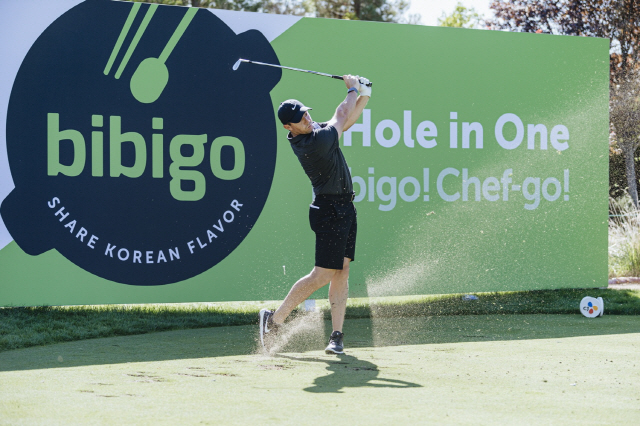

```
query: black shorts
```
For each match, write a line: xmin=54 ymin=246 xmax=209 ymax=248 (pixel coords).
xmin=309 ymin=194 xmax=357 ymax=270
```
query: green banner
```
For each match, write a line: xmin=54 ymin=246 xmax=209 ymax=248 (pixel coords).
xmin=0 ymin=1 xmax=609 ymax=306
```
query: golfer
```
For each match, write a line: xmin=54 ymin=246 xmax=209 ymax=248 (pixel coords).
xmin=259 ymin=74 xmax=371 ymax=354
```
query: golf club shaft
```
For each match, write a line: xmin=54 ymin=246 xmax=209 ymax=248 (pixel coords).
xmin=240 ymin=59 xmax=373 ymax=87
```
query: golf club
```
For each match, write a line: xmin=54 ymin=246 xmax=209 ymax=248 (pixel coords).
xmin=232 ymin=58 xmax=373 ymax=87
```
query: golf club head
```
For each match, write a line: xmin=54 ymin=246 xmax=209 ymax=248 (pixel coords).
xmin=232 ymin=59 xmax=245 ymax=71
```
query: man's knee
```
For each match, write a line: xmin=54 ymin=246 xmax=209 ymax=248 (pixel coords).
xmin=310 ymin=266 xmax=337 ymax=284
xmin=334 ymin=258 xmax=351 ymax=280
xmin=340 ymin=257 xmax=351 ymax=273
xmin=343 ymin=257 xmax=351 ymax=270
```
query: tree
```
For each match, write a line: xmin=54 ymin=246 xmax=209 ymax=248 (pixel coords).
xmin=308 ymin=0 xmax=409 ymax=22
xmin=133 ymin=0 xmax=261 ymax=11
xmin=488 ymin=0 xmax=640 ymax=84
xmin=259 ymin=0 xmax=310 ymax=15
xmin=611 ymin=76 xmax=640 ymax=206
xmin=135 ymin=0 xmax=410 ymax=22
xmin=437 ymin=2 xmax=482 ymax=28
xmin=488 ymin=0 xmax=640 ymax=204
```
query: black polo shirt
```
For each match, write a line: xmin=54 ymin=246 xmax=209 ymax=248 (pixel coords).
xmin=288 ymin=122 xmax=353 ymax=196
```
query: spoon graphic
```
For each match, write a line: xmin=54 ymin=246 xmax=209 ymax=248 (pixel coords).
xmin=130 ymin=7 xmax=198 ymax=104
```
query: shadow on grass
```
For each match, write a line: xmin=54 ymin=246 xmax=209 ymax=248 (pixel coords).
xmin=277 ymin=354 xmax=422 ymax=393
xmin=1 ymin=313 xmax=640 ymax=373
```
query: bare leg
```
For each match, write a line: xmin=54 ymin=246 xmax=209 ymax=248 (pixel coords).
xmin=272 ymin=266 xmax=336 ymax=325
xmin=328 ymin=257 xmax=350 ymax=332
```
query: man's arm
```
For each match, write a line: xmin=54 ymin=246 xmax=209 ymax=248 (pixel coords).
xmin=328 ymin=74 xmax=360 ymax=140
xmin=343 ymin=95 xmax=370 ymax=132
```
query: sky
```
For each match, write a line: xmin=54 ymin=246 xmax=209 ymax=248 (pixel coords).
xmin=406 ymin=0 xmax=494 ymax=26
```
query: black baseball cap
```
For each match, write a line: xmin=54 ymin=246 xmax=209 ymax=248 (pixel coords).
xmin=278 ymin=99 xmax=312 ymax=124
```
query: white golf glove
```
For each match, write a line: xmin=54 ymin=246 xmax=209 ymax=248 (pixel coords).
xmin=359 ymin=76 xmax=372 ymax=97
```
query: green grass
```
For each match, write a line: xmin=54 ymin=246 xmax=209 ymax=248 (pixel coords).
xmin=0 ymin=302 xmax=262 ymax=353
xmin=2 ymin=287 xmax=639 ymax=353
xmin=2 ymin=316 xmax=640 ymax=424
xmin=344 ymin=287 xmax=640 ymax=317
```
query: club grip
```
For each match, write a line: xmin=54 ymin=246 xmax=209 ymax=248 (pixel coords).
xmin=332 ymin=75 xmax=373 ymax=87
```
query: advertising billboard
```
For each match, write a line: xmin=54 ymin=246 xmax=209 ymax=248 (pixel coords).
xmin=0 ymin=0 xmax=609 ymax=306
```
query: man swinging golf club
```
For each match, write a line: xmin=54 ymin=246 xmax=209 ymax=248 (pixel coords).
xmin=259 ymin=74 xmax=371 ymax=354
